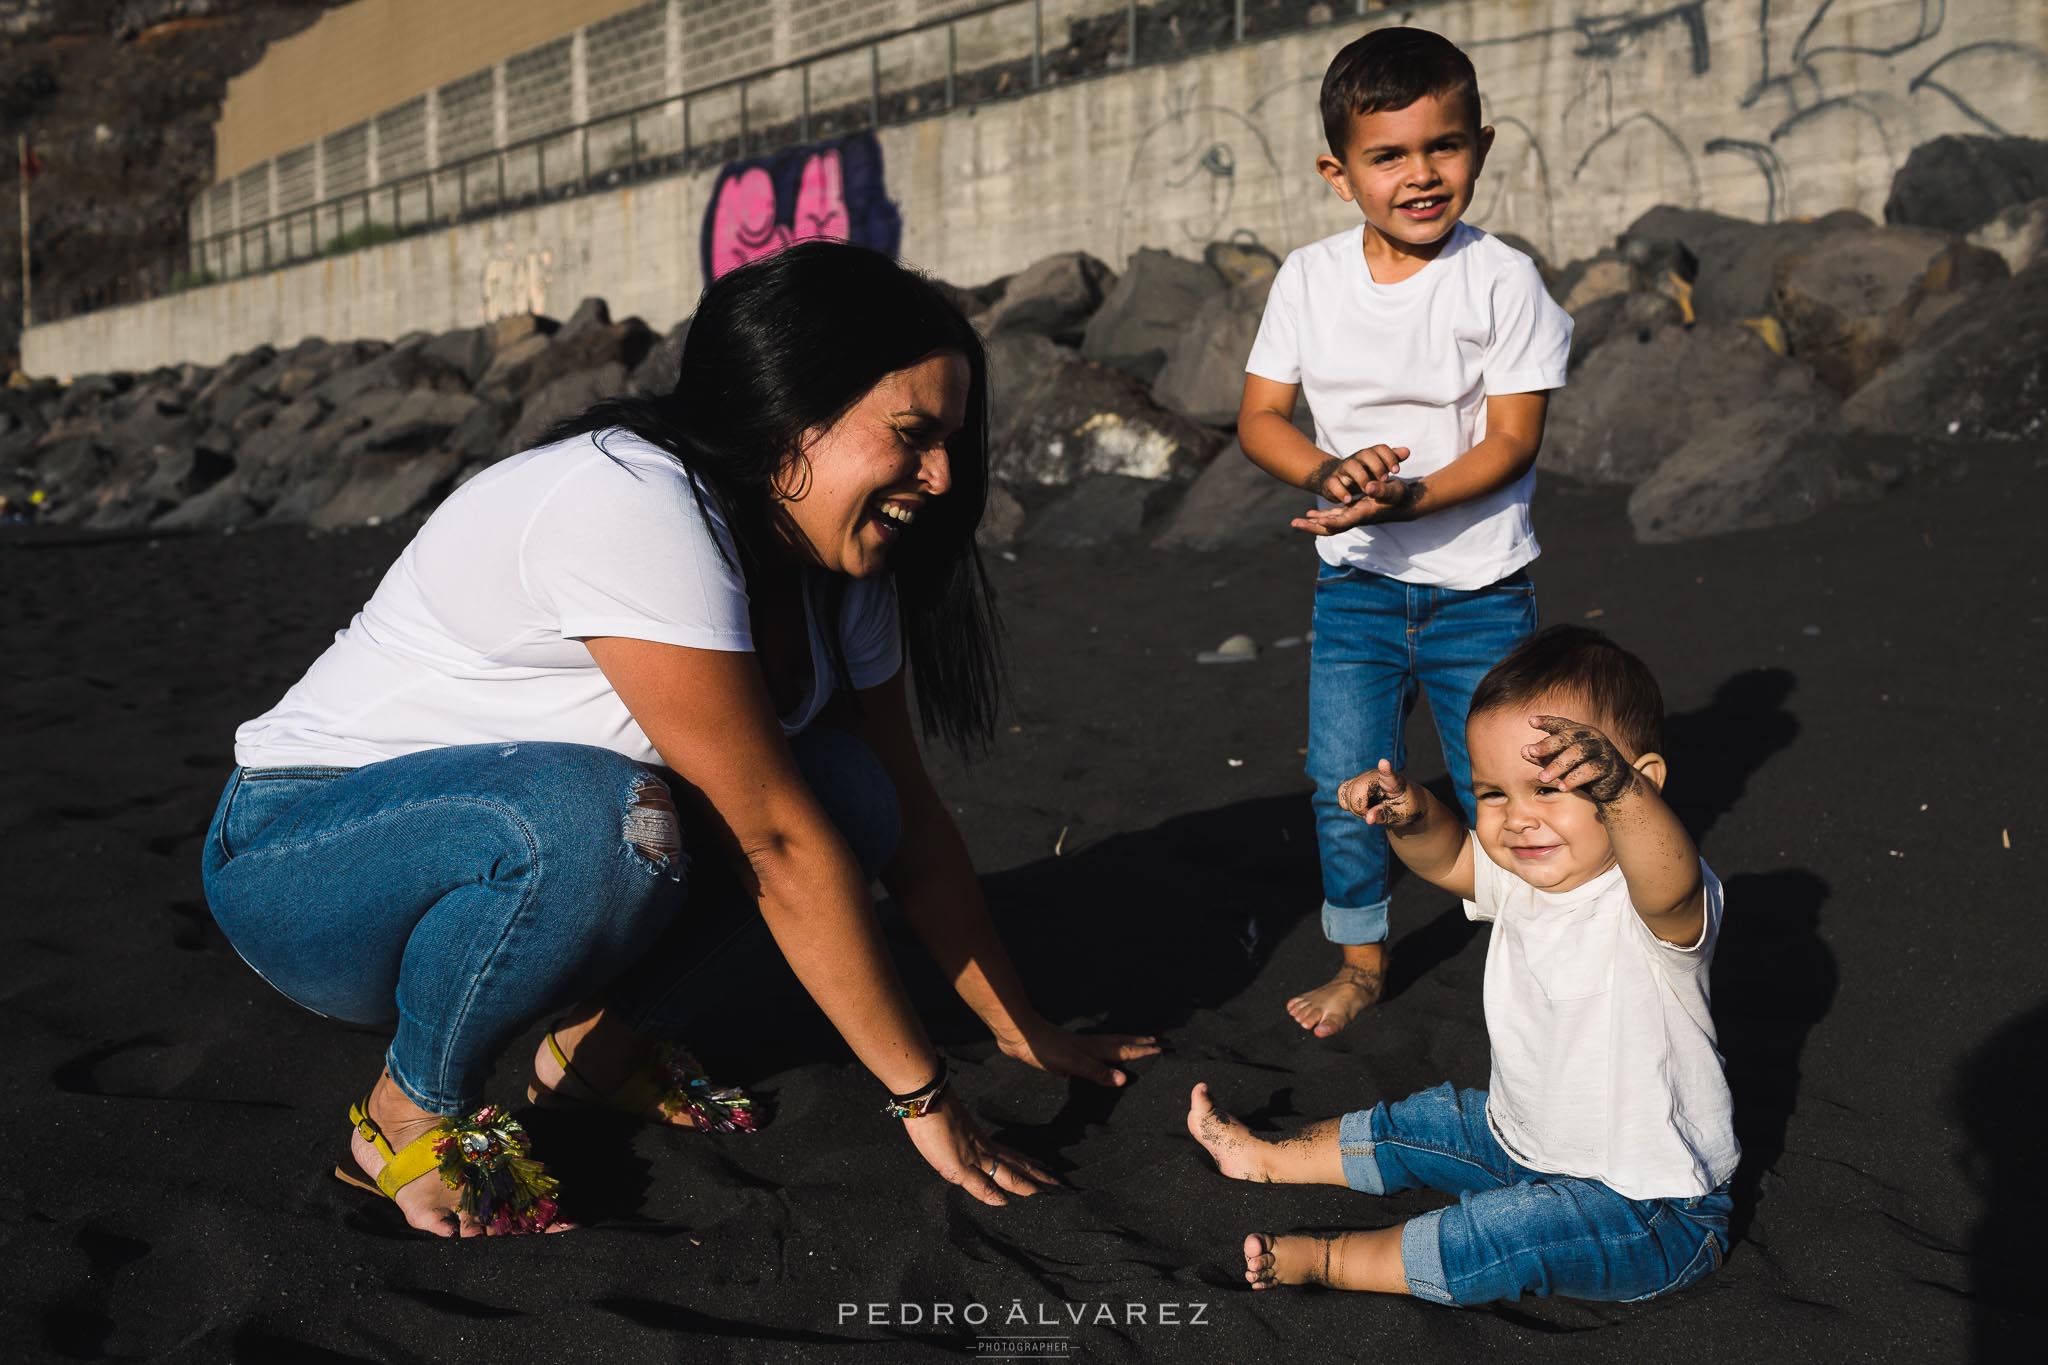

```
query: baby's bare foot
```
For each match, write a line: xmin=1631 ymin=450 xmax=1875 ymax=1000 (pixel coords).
xmin=1187 ymin=1083 xmax=1278 ymax=1182
xmin=1286 ymin=947 xmax=1386 ymax=1037
xmin=1243 ymin=1232 xmax=1325 ymax=1290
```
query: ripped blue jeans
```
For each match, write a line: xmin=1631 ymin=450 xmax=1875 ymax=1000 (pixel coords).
xmin=200 ymin=731 xmax=899 ymax=1115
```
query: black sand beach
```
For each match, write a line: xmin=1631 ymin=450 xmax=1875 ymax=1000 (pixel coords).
xmin=3 ymin=454 xmax=2043 ymax=1362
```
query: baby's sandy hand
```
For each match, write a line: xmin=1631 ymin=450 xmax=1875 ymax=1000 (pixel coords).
xmin=1525 ymin=715 xmax=1637 ymax=805
xmin=1337 ymin=760 xmax=1422 ymax=828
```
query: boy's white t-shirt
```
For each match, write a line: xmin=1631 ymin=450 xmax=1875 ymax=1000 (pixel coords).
xmin=1244 ymin=222 xmax=1571 ymax=590
xmin=234 ymin=430 xmax=903 ymax=769
xmin=1464 ymin=839 xmax=1741 ymax=1200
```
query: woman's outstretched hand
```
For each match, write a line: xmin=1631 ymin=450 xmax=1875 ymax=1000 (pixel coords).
xmin=902 ymin=1098 xmax=1060 ymax=1206
xmin=998 ymin=1019 xmax=1162 ymax=1088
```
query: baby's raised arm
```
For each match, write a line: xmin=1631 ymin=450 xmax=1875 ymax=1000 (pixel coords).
xmin=1524 ymin=716 xmax=1705 ymax=945
xmin=1337 ymin=760 xmax=1476 ymax=901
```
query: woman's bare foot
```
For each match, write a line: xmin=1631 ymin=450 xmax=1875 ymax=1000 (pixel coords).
xmin=530 ymin=1005 xmax=702 ymax=1128
xmin=348 ymin=1070 xmax=572 ymax=1237
xmin=1186 ymin=1084 xmax=1346 ymax=1186
xmin=1286 ymin=942 xmax=1387 ymax=1037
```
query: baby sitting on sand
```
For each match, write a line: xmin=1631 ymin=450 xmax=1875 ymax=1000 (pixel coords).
xmin=1189 ymin=626 xmax=1739 ymax=1305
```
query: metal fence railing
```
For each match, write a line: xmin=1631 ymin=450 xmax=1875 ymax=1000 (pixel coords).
xmin=47 ymin=0 xmax=1377 ymax=323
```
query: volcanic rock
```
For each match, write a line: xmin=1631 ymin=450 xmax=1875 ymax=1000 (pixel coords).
xmin=1627 ymin=382 xmax=1844 ymax=543
xmin=1023 ymin=474 xmax=1180 ymax=548
xmin=1884 ymin=134 xmax=2048 ymax=236
xmin=1150 ymin=274 xmax=1273 ymax=427
xmin=1543 ymin=324 xmax=1806 ymax=484
xmin=1151 ymin=440 xmax=1307 ymax=551
xmin=1772 ymin=225 xmax=2007 ymax=393
xmin=1842 ymin=261 xmax=2048 ymax=443
xmin=985 ymin=252 xmax=1118 ymax=345
xmin=989 ymin=355 xmax=1222 ymax=487
xmin=1081 ymin=249 xmax=1226 ymax=385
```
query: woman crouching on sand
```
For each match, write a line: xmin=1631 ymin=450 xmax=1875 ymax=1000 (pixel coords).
xmin=201 ymin=241 xmax=1158 ymax=1237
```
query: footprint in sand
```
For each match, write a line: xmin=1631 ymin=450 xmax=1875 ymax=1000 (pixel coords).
xmin=51 ymin=1036 xmax=206 ymax=1098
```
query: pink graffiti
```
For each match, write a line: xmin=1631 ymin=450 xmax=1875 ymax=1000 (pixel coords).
xmin=793 ymin=148 xmax=849 ymax=243
xmin=708 ymin=166 xmax=791 ymax=279
xmin=707 ymin=150 xmax=851 ymax=279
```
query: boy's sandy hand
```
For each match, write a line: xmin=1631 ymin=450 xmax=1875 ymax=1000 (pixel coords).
xmin=1292 ymin=475 xmax=1418 ymax=535
xmin=1304 ymin=446 xmax=1409 ymax=504
xmin=1525 ymin=715 xmax=1637 ymax=805
xmin=1337 ymin=760 xmax=1423 ymax=828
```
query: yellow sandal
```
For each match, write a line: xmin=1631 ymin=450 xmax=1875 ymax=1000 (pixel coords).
xmin=527 ymin=1029 xmax=760 ymax=1133
xmin=335 ymin=1099 xmax=562 ymax=1235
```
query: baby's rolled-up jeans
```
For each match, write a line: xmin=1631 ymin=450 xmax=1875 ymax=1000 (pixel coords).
xmin=200 ymin=730 xmax=899 ymax=1116
xmin=1339 ymin=1083 xmax=1731 ymax=1305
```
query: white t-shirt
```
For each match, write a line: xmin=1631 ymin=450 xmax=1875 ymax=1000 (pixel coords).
xmin=1244 ymin=223 xmax=1572 ymax=590
xmin=1464 ymin=837 xmax=1740 ymax=1200
xmin=234 ymin=430 xmax=903 ymax=769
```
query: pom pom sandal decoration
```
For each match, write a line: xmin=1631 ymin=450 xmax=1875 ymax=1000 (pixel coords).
xmin=527 ymin=1028 xmax=760 ymax=1133
xmin=334 ymin=1099 xmax=562 ymax=1235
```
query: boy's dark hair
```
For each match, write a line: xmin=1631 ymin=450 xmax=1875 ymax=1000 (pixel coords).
xmin=1468 ymin=626 xmax=1665 ymax=757
xmin=1320 ymin=27 xmax=1482 ymax=158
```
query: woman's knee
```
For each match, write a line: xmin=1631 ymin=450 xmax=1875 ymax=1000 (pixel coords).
xmin=484 ymin=743 xmax=687 ymax=885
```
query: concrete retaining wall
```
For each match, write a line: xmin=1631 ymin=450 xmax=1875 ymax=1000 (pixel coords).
xmin=25 ymin=0 xmax=2045 ymax=378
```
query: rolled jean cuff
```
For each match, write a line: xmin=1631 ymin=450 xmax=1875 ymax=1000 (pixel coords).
xmin=1337 ymin=1108 xmax=1384 ymax=1193
xmin=385 ymin=1044 xmax=465 ymax=1117
xmin=1321 ymin=897 xmax=1390 ymax=946
xmin=1401 ymin=1208 xmax=1454 ymax=1304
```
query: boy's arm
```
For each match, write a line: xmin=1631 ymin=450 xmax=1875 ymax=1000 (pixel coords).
xmin=1337 ymin=760 xmax=1477 ymax=901
xmin=1239 ymin=374 xmax=1409 ymax=509
xmin=1293 ymin=390 xmax=1550 ymax=536
xmin=1524 ymin=716 xmax=1706 ymax=946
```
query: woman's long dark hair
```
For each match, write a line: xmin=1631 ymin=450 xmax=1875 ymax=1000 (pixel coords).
xmin=545 ymin=240 xmax=1003 ymax=753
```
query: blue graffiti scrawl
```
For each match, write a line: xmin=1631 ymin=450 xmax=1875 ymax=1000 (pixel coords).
xmin=702 ymin=131 xmax=901 ymax=279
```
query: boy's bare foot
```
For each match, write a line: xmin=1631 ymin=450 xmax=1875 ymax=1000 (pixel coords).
xmin=1187 ymin=1084 xmax=1346 ymax=1186
xmin=348 ymin=1070 xmax=573 ymax=1237
xmin=1286 ymin=942 xmax=1387 ymax=1037
xmin=1244 ymin=1232 xmax=1323 ymax=1289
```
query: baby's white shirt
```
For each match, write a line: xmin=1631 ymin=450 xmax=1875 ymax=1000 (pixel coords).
xmin=1465 ymin=837 xmax=1741 ymax=1199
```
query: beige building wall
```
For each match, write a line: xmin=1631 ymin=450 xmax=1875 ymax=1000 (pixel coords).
xmin=33 ymin=0 xmax=2048 ymax=378
xmin=215 ymin=0 xmax=653 ymax=181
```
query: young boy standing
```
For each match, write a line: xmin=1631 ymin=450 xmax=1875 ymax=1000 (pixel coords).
xmin=1240 ymin=28 xmax=1572 ymax=1035
xmin=1189 ymin=627 xmax=1740 ymax=1304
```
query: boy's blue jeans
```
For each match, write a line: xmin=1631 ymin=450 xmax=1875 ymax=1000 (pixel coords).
xmin=1307 ymin=563 xmax=1538 ymax=944
xmin=200 ymin=729 xmax=900 ymax=1115
xmin=1339 ymin=1083 xmax=1731 ymax=1304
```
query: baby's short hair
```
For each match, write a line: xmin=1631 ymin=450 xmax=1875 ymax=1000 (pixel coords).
xmin=1319 ymin=27 xmax=1482 ymax=158
xmin=1469 ymin=626 xmax=1665 ymax=758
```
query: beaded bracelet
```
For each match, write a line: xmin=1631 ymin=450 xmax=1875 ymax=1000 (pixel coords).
xmin=881 ymin=1064 xmax=948 ymax=1119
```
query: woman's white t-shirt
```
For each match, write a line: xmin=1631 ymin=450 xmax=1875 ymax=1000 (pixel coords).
xmin=1465 ymin=838 xmax=1741 ymax=1200
xmin=1244 ymin=222 xmax=1572 ymax=590
xmin=234 ymin=430 xmax=903 ymax=769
